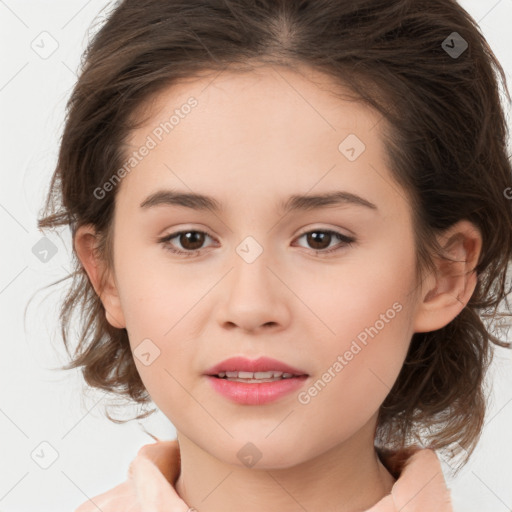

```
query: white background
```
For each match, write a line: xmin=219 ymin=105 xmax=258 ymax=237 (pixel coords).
xmin=1 ymin=1 xmax=511 ymax=511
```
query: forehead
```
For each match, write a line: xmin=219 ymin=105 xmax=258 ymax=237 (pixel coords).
xmin=126 ymin=63 xmax=382 ymax=147
xmin=117 ymin=64 xmax=409 ymax=224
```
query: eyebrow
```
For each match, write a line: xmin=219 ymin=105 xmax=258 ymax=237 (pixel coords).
xmin=139 ymin=189 xmax=378 ymax=214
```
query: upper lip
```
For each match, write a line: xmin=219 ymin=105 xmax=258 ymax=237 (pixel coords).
xmin=204 ymin=356 xmax=308 ymax=376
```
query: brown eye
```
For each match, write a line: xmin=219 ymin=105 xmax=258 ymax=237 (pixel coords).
xmin=294 ymin=229 xmax=355 ymax=255
xmin=158 ymin=230 xmax=215 ymax=257
xmin=305 ymin=231 xmax=332 ymax=250
xmin=176 ymin=231 xmax=206 ymax=251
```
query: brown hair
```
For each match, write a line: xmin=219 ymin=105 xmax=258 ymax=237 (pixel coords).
xmin=37 ymin=0 xmax=512 ymax=470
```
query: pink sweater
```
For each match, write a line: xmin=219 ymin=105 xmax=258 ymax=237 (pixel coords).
xmin=123 ymin=440 xmax=454 ymax=511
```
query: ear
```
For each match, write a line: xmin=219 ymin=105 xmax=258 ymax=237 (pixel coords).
xmin=73 ymin=224 xmax=126 ymax=329
xmin=413 ymin=220 xmax=482 ymax=333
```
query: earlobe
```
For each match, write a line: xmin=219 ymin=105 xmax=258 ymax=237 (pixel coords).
xmin=74 ymin=224 xmax=126 ymax=330
xmin=413 ymin=220 xmax=482 ymax=334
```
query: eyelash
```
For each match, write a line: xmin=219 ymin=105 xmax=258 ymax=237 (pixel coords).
xmin=157 ymin=228 xmax=356 ymax=258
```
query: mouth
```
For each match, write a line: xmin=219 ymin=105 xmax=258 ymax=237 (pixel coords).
xmin=204 ymin=358 xmax=310 ymax=405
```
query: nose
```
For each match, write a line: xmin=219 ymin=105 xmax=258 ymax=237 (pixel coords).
xmin=216 ymin=246 xmax=291 ymax=333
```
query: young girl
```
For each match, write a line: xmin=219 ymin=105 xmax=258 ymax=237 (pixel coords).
xmin=38 ymin=0 xmax=512 ymax=510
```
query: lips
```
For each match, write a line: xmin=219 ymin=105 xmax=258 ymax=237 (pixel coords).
xmin=204 ymin=356 xmax=308 ymax=377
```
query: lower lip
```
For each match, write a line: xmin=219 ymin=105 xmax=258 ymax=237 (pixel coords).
xmin=205 ymin=375 xmax=309 ymax=405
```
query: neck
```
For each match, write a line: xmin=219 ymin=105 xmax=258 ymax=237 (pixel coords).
xmin=174 ymin=418 xmax=395 ymax=512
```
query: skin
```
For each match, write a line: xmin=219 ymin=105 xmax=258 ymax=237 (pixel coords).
xmin=75 ymin=64 xmax=482 ymax=511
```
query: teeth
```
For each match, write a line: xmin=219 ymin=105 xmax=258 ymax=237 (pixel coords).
xmin=217 ymin=371 xmax=296 ymax=379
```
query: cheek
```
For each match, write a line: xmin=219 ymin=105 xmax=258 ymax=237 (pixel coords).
xmin=296 ymin=235 xmax=416 ymax=352
xmin=115 ymin=240 xmax=205 ymax=336
xmin=293 ymin=243 xmax=416 ymax=419
xmin=294 ymin=293 xmax=413 ymax=453
xmin=112 ymin=250 xmax=201 ymax=390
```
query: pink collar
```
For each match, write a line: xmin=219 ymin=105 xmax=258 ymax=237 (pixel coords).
xmin=129 ymin=440 xmax=453 ymax=511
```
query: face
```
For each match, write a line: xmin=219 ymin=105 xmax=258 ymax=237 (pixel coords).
xmin=103 ymin=64 xmax=424 ymax=467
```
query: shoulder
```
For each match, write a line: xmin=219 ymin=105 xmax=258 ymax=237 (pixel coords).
xmin=73 ymin=480 xmax=134 ymax=511
xmin=73 ymin=439 xmax=183 ymax=512
xmin=376 ymin=447 xmax=454 ymax=512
